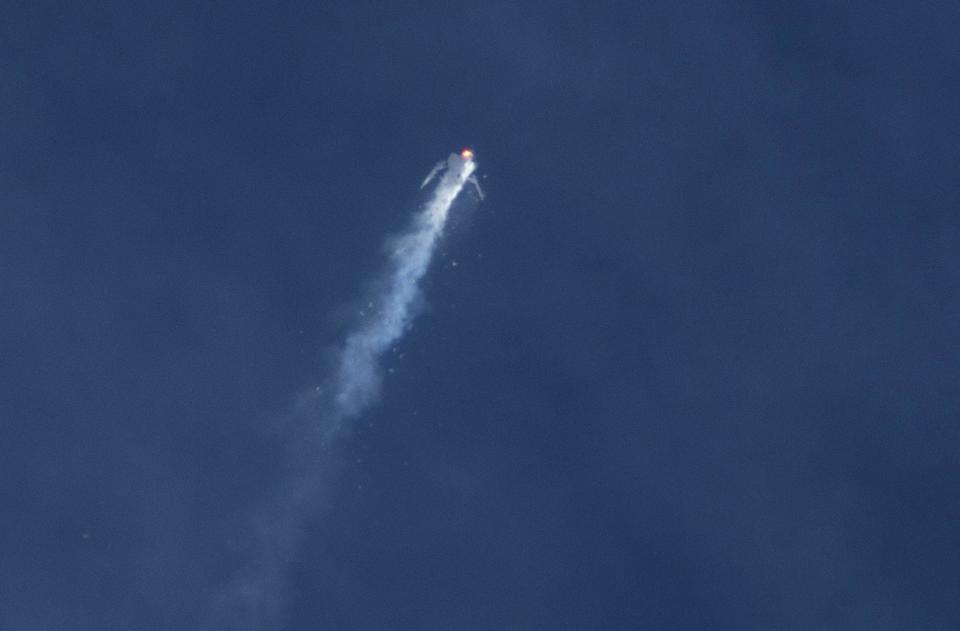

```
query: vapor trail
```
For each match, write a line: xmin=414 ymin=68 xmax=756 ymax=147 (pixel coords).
xmin=201 ymin=152 xmax=480 ymax=630
xmin=332 ymin=151 xmax=477 ymax=422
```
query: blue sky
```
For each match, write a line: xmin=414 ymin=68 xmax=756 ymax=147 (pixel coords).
xmin=1 ymin=2 xmax=958 ymax=630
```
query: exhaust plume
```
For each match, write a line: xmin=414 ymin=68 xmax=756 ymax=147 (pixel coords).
xmin=201 ymin=152 xmax=480 ymax=630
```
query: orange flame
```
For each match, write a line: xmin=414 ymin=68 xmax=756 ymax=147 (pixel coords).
xmin=460 ymin=148 xmax=474 ymax=160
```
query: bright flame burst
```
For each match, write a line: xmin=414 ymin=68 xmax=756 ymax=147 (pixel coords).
xmin=460 ymin=148 xmax=474 ymax=160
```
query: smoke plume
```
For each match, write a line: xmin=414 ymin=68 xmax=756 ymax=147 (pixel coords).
xmin=201 ymin=154 xmax=479 ymax=630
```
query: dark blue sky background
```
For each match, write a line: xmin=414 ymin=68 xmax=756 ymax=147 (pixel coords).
xmin=2 ymin=2 xmax=958 ymax=630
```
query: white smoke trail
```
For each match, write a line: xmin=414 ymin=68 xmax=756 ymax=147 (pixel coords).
xmin=331 ymin=154 xmax=476 ymax=422
xmin=200 ymin=153 xmax=478 ymax=630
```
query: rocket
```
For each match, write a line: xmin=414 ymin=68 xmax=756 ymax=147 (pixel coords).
xmin=421 ymin=148 xmax=484 ymax=199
